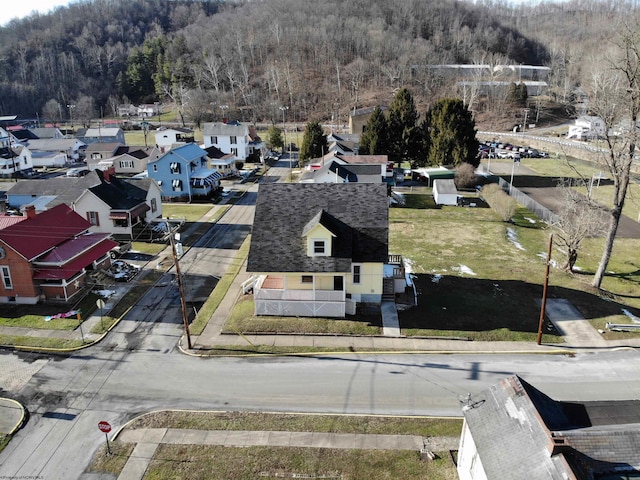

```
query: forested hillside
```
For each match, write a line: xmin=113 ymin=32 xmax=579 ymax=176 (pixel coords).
xmin=0 ymin=0 xmax=634 ymax=126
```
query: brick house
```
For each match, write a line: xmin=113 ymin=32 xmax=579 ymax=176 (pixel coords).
xmin=0 ymin=204 xmax=117 ymax=304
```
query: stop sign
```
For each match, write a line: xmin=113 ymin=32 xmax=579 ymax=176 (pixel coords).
xmin=98 ymin=421 xmax=112 ymax=433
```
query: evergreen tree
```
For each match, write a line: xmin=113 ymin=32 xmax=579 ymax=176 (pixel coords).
xmin=300 ymin=121 xmax=327 ymax=161
xmin=387 ymin=88 xmax=421 ymax=166
xmin=266 ymin=125 xmax=283 ymax=152
xmin=359 ymin=106 xmax=389 ymax=155
xmin=427 ymin=98 xmax=479 ymax=167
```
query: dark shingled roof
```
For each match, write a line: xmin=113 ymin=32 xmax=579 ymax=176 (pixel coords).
xmin=247 ymin=183 xmax=388 ymax=273
xmin=88 ymin=170 xmax=148 ymax=209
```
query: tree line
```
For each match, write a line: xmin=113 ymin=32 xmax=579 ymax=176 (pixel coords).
xmin=0 ymin=0 xmax=557 ymax=123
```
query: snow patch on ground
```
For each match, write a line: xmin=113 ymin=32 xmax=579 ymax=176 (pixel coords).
xmin=536 ymin=252 xmax=559 ymax=268
xmin=524 ymin=217 xmax=537 ymax=224
xmin=452 ymin=264 xmax=477 ymax=276
xmin=506 ymin=227 xmax=525 ymax=251
xmin=622 ymin=308 xmax=640 ymax=324
xmin=94 ymin=289 xmax=116 ymax=298
xmin=431 ymin=274 xmax=442 ymax=283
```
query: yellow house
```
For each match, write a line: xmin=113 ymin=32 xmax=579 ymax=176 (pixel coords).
xmin=246 ymin=183 xmax=390 ymax=317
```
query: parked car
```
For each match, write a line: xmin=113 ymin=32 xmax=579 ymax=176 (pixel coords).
xmin=106 ymin=260 xmax=139 ymax=282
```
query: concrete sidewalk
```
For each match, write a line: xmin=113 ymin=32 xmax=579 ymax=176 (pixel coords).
xmin=115 ymin=427 xmax=459 ymax=480
xmin=190 ymin=259 xmax=640 ymax=354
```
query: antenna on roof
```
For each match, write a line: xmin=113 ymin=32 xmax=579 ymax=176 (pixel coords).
xmin=459 ymin=393 xmax=485 ymax=411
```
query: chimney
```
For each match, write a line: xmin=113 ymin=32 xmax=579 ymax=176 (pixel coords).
xmin=103 ymin=169 xmax=110 ymax=182
xmin=25 ymin=205 xmax=37 ymax=219
xmin=222 ymin=117 xmax=227 ymax=124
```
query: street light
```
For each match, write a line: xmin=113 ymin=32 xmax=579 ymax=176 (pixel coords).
xmin=279 ymin=106 xmax=289 ymax=154
xmin=66 ymin=104 xmax=76 ymax=130
xmin=509 ymin=156 xmax=520 ymax=194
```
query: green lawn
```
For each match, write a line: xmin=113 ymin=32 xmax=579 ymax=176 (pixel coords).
xmin=391 ymin=192 xmax=640 ymax=341
xmin=88 ymin=412 xmax=462 ymax=480
xmin=162 ymin=204 xmax=215 ymax=222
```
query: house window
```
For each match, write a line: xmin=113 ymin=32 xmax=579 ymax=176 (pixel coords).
xmin=313 ymin=240 xmax=326 ymax=255
xmin=87 ymin=211 xmax=100 ymax=226
xmin=231 ymin=148 xmax=238 ymax=156
xmin=210 ymin=136 xmax=218 ymax=144
xmin=230 ymin=136 xmax=237 ymax=144
xmin=119 ymin=160 xmax=134 ymax=169
xmin=301 ymin=275 xmax=313 ymax=284
xmin=1 ymin=266 xmax=12 ymax=289
xmin=153 ymin=164 xmax=158 ymax=172
xmin=91 ymin=153 xmax=102 ymax=160
xmin=352 ymin=265 xmax=361 ymax=284
xmin=170 ymin=162 xmax=181 ymax=174
xmin=172 ymin=179 xmax=182 ymax=191
xmin=151 ymin=198 xmax=157 ymax=213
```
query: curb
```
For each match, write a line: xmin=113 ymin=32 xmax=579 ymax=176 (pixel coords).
xmin=0 ymin=398 xmax=27 ymax=436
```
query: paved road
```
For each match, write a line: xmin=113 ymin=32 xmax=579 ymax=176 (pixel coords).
xmin=2 ymin=348 xmax=639 ymax=479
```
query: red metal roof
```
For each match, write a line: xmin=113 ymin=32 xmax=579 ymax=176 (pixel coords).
xmin=0 ymin=204 xmax=91 ymax=261
xmin=32 ymin=238 xmax=117 ymax=281
xmin=0 ymin=215 xmax=27 ymax=230
xmin=34 ymin=233 xmax=115 ymax=265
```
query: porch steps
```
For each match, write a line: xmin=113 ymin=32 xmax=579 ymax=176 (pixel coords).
xmin=382 ymin=278 xmax=395 ymax=302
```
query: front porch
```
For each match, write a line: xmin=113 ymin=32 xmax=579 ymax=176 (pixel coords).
xmin=251 ymin=274 xmax=348 ymax=318
xmin=384 ymin=255 xmax=417 ymax=307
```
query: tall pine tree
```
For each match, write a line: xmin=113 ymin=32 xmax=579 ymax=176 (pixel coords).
xmin=300 ymin=121 xmax=327 ymax=161
xmin=387 ymin=88 xmax=421 ymax=167
xmin=359 ymin=106 xmax=389 ymax=155
xmin=427 ymin=98 xmax=479 ymax=167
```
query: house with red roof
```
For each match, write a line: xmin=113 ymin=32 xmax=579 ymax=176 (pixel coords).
xmin=0 ymin=204 xmax=117 ymax=304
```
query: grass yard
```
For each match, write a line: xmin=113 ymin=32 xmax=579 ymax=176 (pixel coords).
xmin=161 ymin=204 xmax=214 ymax=222
xmin=88 ymin=412 xmax=462 ymax=480
xmin=391 ymin=193 xmax=640 ymax=341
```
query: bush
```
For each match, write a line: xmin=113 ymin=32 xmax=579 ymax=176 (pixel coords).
xmin=454 ymin=162 xmax=478 ymax=189
xmin=481 ymin=184 xmax=516 ymax=221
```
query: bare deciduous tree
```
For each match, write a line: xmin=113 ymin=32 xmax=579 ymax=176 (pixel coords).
xmin=551 ymin=181 xmax=606 ymax=273
xmin=585 ymin=19 xmax=640 ymax=288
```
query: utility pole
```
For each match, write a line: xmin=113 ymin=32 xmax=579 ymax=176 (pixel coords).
xmin=169 ymin=229 xmax=192 ymax=349
xmin=537 ymin=234 xmax=553 ymax=345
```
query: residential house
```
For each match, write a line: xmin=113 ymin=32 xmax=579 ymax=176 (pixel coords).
xmin=74 ymin=170 xmax=162 ymax=241
xmin=246 ymin=183 xmax=389 ymax=318
xmin=0 ymin=204 xmax=117 ymax=304
xmin=137 ymin=104 xmax=160 ymax=118
xmin=27 ymin=127 xmax=65 ymax=139
xmin=154 ymin=127 xmax=195 ymax=152
xmin=85 ymin=143 xmax=123 ymax=166
xmin=202 ymin=121 xmax=263 ymax=161
xmin=458 ymin=375 xmax=640 ymax=480
xmin=326 ymin=133 xmax=360 ymax=156
xmin=80 ymin=127 xmax=126 ymax=145
xmin=204 ymin=145 xmax=238 ymax=178
xmin=21 ymin=138 xmax=86 ymax=166
xmin=85 ymin=144 xmax=161 ymax=174
xmin=567 ymin=115 xmax=606 ymax=140
xmin=0 ymin=146 xmax=34 ymax=178
xmin=111 ymin=146 xmax=161 ymax=175
xmin=147 ymin=143 xmax=222 ymax=201
xmin=300 ymin=160 xmax=384 ymax=184
xmin=6 ymin=170 xmax=162 ymax=240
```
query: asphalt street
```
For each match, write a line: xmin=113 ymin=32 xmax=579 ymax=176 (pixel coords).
xmin=2 ymin=348 xmax=640 ymax=479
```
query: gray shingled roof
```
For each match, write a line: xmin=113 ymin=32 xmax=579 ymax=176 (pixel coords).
xmin=247 ymin=183 xmax=388 ymax=273
xmin=462 ymin=375 xmax=640 ymax=479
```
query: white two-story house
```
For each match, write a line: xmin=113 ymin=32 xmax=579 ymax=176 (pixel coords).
xmin=202 ymin=121 xmax=262 ymax=161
